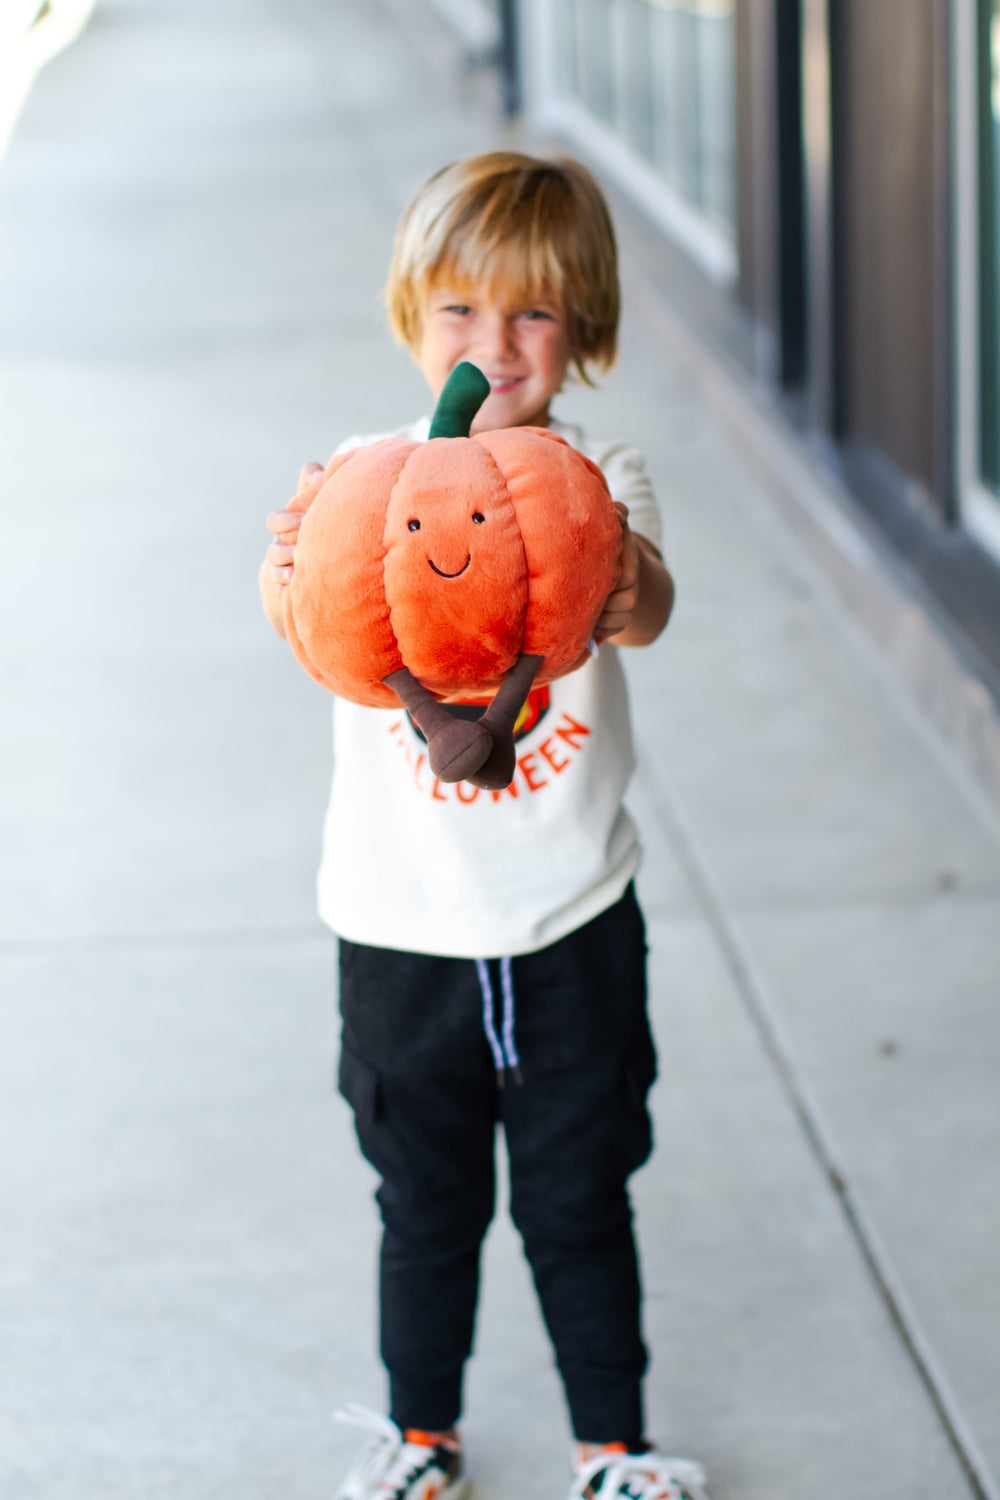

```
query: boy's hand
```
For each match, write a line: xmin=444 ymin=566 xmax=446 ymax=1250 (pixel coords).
xmin=594 ymin=502 xmax=640 ymax=643
xmin=260 ymin=461 xmax=324 ymax=637
xmin=264 ymin=461 xmax=324 ymax=590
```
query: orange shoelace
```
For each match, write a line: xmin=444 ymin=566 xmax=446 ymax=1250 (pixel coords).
xmin=403 ymin=1429 xmax=459 ymax=1450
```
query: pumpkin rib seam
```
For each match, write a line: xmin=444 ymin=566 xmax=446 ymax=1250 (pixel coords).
xmin=472 ymin=437 xmax=530 ymax=659
xmin=379 ymin=442 xmax=423 ymax=693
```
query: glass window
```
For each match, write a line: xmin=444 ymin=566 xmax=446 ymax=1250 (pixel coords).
xmin=979 ymin=0 xmax=1000 ymax=492
xmin=574 ymin=0 xmax=616 ymax=124
xmin=693 ymin=0 xmax=736 ymax=231
xmin=648 ymin=0 xmax=735 ymax=232
xmin=559 ymin=0 xmax=736 ymax=239
xmin=615 ymin=0 xmax=656 ymax=161
xmin=552 ymin=0 xmax=579 ymax=97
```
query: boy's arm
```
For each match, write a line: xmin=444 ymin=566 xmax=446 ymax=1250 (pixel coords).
xmin=594 ymin=505 xmax=675 ymax=648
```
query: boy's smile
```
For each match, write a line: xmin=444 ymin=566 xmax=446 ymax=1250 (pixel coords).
xmin=418 ymin=284 xmax=571 ymax=432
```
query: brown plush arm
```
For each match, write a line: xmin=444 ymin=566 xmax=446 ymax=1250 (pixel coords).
xmin=384 ymin=653 xmax=544 ymax=792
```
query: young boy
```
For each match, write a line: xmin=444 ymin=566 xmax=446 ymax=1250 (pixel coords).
xmin=260 ymin=152 xmax=709 ymax=1500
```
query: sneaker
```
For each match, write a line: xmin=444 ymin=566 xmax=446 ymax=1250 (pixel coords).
xmin=568 ymin=1446 xmax=709 ymax=1500
xmin=333 ymin=1404 xmax=469 ymax=1499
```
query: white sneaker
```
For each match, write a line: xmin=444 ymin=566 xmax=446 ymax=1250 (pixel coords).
xmin=333 ymin=1404 xmax=469 ymax=1499
xmin=568 ymin=1447 xmax=709 ymax=1500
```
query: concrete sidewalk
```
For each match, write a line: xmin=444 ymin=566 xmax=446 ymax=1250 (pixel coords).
xmin=1 ymin=2 xmax=997 ymax=1497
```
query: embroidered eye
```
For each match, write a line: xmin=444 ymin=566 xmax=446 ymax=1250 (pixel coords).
xmin=408 ymin=519 xmax=421 ymax=532
xmin=472 ymin=512 xmax=485 ymax=524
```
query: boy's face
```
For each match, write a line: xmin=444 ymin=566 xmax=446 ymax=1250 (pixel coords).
xmin=418 ymin=280 xmax=571 ymax=432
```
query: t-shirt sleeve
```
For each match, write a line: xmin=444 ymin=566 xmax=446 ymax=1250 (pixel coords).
xmin=592 ymin=442 xmax=663 ymax=552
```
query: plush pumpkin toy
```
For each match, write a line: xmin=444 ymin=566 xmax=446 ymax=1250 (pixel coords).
xmin=283 ymin=362 xmax=623 ymax=790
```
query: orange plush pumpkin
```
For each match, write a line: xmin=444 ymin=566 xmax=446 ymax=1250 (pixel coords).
xmin=283 ymin=362 xmax=622 ymax=789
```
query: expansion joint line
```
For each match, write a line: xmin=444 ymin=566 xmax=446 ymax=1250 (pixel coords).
xmin=643 ymin=769 xmax=999 ymax=1500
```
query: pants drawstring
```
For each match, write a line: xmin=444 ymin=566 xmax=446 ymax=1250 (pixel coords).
xmin=474 ymin=958 xmax=505 ymax=1077
xmin=499 ymin=956 xmax=521 ymax=1080
xmin=474 ymin=957 xmax=521 ymax=1084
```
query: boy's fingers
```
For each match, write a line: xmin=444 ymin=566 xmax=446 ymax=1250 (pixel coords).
xmin=617 ymin=530 xmax=639 ymax=580
xmin=604 ymin=583 xmax=639 ymax=614
xmin=596 ymin=583 xmax=637 ymax=634
xmin=298 ymin=461 xmax=325 ymax=491
xmin=266 ymin=509 xmax=303 ymax=537
xmin=266 ymin=542 xmax=295 ymax=567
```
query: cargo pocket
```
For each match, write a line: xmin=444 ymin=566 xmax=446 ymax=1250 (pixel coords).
xmin=337 ymin=1037 xmax=413 ymax=1188
xmin=338 ymin=1038 xmax=383 ymax=1124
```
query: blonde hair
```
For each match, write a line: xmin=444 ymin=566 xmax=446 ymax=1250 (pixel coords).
xmin=386 ymin=151 xmax=619 ymax=384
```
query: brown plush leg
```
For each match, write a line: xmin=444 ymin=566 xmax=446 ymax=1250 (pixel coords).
xmin=466 ymin=654 xmax=544 ymax=791
xmin=383 ymin=666 xmax=493 ymax=783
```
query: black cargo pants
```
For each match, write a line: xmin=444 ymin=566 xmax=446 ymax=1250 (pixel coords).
xmin=336 ymin=883 xmax=656 ymax=1446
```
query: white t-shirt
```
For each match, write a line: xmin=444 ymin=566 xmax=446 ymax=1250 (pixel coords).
xmin=315 ymin=416 xmax=662 ymax=958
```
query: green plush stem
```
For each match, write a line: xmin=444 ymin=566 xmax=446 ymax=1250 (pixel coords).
xmin=428 ymin=361 xmax=491 ymax=439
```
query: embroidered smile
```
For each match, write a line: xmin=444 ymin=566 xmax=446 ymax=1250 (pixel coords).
xmin=428 ymin=555 xmax=471 ymax=579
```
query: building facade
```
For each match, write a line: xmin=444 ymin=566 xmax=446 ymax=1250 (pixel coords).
xmin=516 ymin=0 xmax=1000 ymax=695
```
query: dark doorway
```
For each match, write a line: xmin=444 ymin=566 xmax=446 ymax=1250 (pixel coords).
xmin=775 ymin=0 xmax=806 ymax=387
